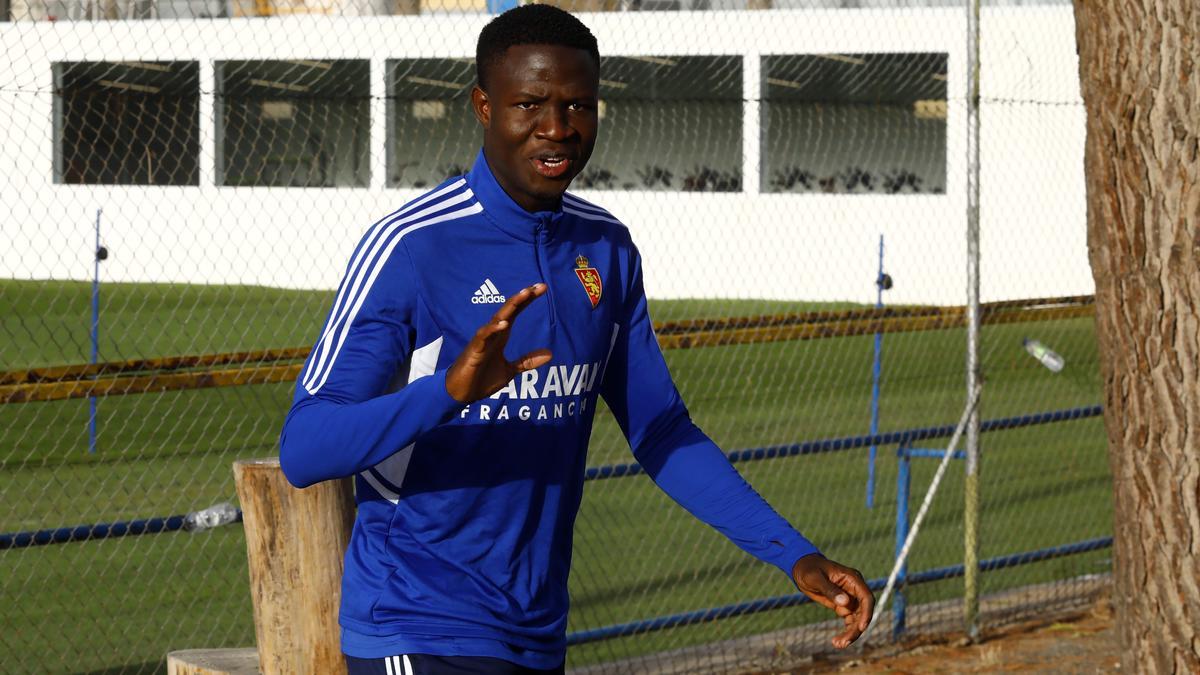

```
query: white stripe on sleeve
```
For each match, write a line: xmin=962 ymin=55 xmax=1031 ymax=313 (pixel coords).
xmin=365 ymin=335 xmax=445 ymax=501
xmin=305 ymin=202 xmax=482 ymax=395
xmin=302 ymin=185 xmax=473 ymax=392
xmin=564 ymin=205 xmax=624 ymax=227
xmin=598 ymin=323 xmax=621 ymax=386
xmin=563 ymin=192 xmax=610 ymax=215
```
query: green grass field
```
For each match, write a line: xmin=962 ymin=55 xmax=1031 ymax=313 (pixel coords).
xmin=0 ymin=279 xmax=1112 ymax=673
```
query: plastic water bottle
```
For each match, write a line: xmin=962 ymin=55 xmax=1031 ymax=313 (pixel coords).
xmin=1023 ymin=338 xmax=1064 ymax=372
xmin=183 ymin=502 xmax=240 ymax=532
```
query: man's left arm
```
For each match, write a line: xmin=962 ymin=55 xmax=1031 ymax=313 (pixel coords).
xmin=599 ymin=249 xmax=874 ymax=649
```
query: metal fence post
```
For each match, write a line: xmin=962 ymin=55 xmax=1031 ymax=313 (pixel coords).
xmin=893 ymin=439 xmax=911 ymax=639
xmin=867 ymin=234 xmax=887 ymax=508
xmin=964 ymin=0 xmax=984 ymax=642
xmin=89 ymin=208 xmax=103 ymax=454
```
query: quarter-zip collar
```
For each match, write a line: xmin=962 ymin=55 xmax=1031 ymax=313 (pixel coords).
xmin=466 ymin=148 xmax=563 ymax=243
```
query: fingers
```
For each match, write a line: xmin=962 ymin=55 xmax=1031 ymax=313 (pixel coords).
xmin=832 ymin=621 xmax=860 ymax=650
xmin=825 ymin=566 xmax=874 ymax=648
xmin=469 ymin=318 xmax=512 ymax=356
xmin=471 ymin=283 xmax=547 ymax=355
xmin=512 ymin=349 xmax=553 ymax=372
xmin=794 ymin=556 xmax=875 ymax=650
xmin=830 ymin=567 xmax=875 ymax=633
xmin=830 ymin=605 xmax=862 ymax=649
xmin=832 ymin=604 xmax=867 ymax=648
xmin=449 ymin=283 xmax=549 ymax=404
xmin=472 ymin=283 xmax=548 ymax=355
xmin=806 ymin=571 xmax=852 ymax=613
xmin=491 ymin=283 xmax=547 ymax=324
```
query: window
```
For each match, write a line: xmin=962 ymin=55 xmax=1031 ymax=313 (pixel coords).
xmin=763 ymin=52 xmax=947 ymax=194
xmin=387 ymin=55 xmax=742 ymax=192
xmin=580 ymin=55 xmax=742 ymax=192
xmin=387 ymin=58 xmax=478 ymax=189
xmin=54 ymin=61 xmax=199 ymax=185
xmin=217 ymin=60 xmax=370 ymax=188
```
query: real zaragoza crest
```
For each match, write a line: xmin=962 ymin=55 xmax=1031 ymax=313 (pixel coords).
xmin=574 ymin=255 xmax=602 ymax=309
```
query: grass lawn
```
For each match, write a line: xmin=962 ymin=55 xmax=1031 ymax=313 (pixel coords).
xmin=0 ymin=280 xmax=1110 ymax=673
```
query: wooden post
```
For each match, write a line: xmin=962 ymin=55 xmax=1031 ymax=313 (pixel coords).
xmin=233 ymin=459 xmax=354 ymax=675
xmin=167 ymin=648 xmax=259 ymax=675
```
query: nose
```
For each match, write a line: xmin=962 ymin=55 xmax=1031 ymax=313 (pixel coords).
xmin=534 ymin=105 xmax=571 ymax=142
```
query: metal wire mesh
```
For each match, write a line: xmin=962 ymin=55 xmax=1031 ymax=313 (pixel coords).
xmin=0 ymin=0 xmax=1109 ymax=673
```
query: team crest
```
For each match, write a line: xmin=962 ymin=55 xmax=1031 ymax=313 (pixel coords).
xmin=574 ymin=255 xmax=602 ymax=309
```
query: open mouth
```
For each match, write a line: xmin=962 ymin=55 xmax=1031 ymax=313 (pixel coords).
xmin=532 ymin=155 xmax=573 ymax=179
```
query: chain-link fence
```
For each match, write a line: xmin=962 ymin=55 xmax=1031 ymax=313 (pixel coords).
xmin=0 ymin=1 xmax=1109 ymax=672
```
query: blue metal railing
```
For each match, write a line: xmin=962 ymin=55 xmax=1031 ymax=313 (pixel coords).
xmin=565 ymin=536 xmax=1113 ymax=645
xmin=2 ymin=404 xmax=1108 ymax=646
xmin=1 ymin=514 xmax=192 ymax=550
xmin=572 ymin=403 xmax=1106 ymax=643
xmin=3 ymin=405 xmax=1103 ymax=544
xmin=583 ymin=404 xmax=1103 ymax=482
xmin=0 ymin=506 xmax=243 ymax=550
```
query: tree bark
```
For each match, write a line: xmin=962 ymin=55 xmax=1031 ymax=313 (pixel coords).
xmin=1072 ymin=1 xmax=1200 ymax=671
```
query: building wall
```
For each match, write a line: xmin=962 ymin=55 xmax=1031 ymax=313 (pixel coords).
xmin=0 ymin=6 xmax=1088 ymax=304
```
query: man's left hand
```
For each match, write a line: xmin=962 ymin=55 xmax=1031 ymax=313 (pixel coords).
xmin=792 ymin=554 xmax=874 ymax=649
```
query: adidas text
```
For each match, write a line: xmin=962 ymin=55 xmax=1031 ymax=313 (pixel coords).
xmin=472 ymin=279 xmax=506 ymax=304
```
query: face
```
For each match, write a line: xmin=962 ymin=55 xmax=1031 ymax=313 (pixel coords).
xmin=472 ymin=44 xmax=600 ymax=213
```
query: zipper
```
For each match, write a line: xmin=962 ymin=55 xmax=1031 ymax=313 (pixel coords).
xmin=534 ymin=217 xmax=558 ymax=329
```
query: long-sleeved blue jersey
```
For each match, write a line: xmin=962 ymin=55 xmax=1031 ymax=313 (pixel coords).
xmin=279 ymin=150 xmax=819 ymax=669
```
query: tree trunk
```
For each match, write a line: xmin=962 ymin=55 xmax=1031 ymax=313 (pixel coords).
xmin=1072 ymin=1 xmax=1200 ymax=671
xmin=234 ymin=459 xmax=354 ymax=675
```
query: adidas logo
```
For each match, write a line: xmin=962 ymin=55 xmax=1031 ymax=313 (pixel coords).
xmin=471 ymin=279 xmax=506 ymax=305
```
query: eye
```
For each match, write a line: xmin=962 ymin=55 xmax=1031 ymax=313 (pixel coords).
xmin=568 ymin=102 xmax=593 ymax=112
xmin=515 ymin=102 xmax=537 ymax=110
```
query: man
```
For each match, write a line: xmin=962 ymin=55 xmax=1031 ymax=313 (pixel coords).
xmin=279 ymin=5 xmax=874 ymax=674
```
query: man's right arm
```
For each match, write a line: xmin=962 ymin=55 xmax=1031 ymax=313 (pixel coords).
xmin=278 ymin=247 xmax=462 ymax=489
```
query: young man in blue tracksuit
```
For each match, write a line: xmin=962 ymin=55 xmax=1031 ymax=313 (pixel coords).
xmin=279 ymin=6 xmax=874 ymax=673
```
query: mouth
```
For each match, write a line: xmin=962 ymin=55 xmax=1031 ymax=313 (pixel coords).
xmin=531 ymin=154 xmax=574 ymax=180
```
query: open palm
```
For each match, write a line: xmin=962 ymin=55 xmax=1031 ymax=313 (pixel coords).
xmin=445 ymin=283 xmax=553 ymax=403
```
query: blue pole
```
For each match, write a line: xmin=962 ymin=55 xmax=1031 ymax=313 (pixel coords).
xmin=893 ymin=440 xmax=911 ymax=639
xmin=867 ymin=234 xmax=885 ymax=507
xmin=89 ymin=209 xmax=101 ymax=454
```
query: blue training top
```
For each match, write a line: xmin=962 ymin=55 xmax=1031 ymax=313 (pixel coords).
xmin=279 ymin=150 xmax=820 ymax=669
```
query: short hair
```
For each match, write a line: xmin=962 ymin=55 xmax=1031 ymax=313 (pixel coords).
xmin=476 ymin=4 xmax=600 ymax=91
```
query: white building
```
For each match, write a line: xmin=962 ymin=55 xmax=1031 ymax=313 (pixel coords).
xmin=0 ymin=0 xmax=1088 ymax=304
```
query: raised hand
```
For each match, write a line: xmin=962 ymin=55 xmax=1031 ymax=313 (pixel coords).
xmin=445 ymin=283 xmax=553 ymax=404
xmin=792 ymin=554 xmax=875 ymax=649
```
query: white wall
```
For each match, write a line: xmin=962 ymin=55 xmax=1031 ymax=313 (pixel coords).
xmin=0 ymin=6 xmax=1090 ymax=305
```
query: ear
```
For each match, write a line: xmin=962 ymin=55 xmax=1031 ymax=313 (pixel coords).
xmin=471 ymin=86 xmax=490 ymax=128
